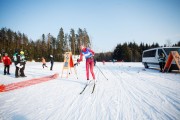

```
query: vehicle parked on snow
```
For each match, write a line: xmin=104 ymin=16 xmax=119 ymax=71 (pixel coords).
xmin=142 ymin=47 xmax=180 ymax=71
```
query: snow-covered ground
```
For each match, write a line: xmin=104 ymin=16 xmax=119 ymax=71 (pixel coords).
xmin=0 ymin=62 xmax=180 ymax=120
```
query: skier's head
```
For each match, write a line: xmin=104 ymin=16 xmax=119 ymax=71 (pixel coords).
xmin=50 ymin=55 xmax=53 ymax=57
xmin=20 ymin=51 xmax=24 ymax=55
xmin=15 ymin=49 xmax=19 ymax=54
xmin=5 ymin=53 xmax=8 ymax=56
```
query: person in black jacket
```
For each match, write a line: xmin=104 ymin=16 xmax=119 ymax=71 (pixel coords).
xmin=50 ymin=55 xmax=54 ymax=70
xmin=158 ymin=53 xmax=166 ymax=72
xmin=13 ymin=50 xmax=21 ymax=78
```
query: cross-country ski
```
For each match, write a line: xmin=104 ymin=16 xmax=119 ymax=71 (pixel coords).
xmin=80 ymin=84 xmax=88 ymax=94
xmin=91 ymin=83 xmax=96 ymax=94
xmin=80 ymin=82 xmax=96 ymax=94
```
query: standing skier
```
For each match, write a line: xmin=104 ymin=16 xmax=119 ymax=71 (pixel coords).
xmin=2 ymin=53 xmax=12 ymax=75
xmin=78 ymin=45 xmax=96 ymax=84
xmin=50 ymin=55 xmax=54 ymax=70
xmin=158 ymin=52 xmax=166 ymax=72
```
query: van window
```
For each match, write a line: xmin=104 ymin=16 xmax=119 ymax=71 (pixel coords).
xmin=143 ymin=50 xmax=156 ymax=57
xmin=163 ymin=48 xmax=180 ymax=55
xmin=158 ymin=49 xmax=165 ymax=56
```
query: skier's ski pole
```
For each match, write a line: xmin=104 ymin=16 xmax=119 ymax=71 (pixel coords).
xmin=72 ymin=62 xmax=78 ymax=79
xmin=74 ymin=66 xmax=78 ymax=79
xmin=96 ymin=65 xmax=108 ymax=80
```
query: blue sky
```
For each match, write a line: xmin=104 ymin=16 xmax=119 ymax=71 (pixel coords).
xmin=0 ymin=0 xmax=180 ymax=52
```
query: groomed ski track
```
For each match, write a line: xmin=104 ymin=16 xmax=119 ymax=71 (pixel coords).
xmin=0 ymin=62 xmax=179 ymax=120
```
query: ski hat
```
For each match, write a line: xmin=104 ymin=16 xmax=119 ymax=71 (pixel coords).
xmin=15 ymin=49 xmax=19 ymax=53
xmin=50 ymin=55 xmax=53 ymax=57
xmin=20 ymin=51 xmax=24 ymax=54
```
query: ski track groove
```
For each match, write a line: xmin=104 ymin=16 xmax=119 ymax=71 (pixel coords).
xmin=120 ymin=66 xmax=180 ymax=117
xmin=103 ymin=63 xmax=180 ymax=120
xmin=62 ymin=69 xmax=99 ymax=120
xmin=121 ymin=66 xmax=179 ymax=119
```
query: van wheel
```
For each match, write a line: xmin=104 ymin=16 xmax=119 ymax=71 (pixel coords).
xmin=144 ymin=63 xmax=149 ymax=68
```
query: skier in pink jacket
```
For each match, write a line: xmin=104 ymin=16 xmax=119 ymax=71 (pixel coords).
xmin=78 ymin=45 xmax=96 ymax=84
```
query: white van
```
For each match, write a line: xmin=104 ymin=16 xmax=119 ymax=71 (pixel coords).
xmin=142 ymin=47 xmax=180 ymax=71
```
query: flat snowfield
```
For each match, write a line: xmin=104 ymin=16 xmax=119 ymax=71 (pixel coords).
xmin=0 ymin=62 xmax=180 ymax=120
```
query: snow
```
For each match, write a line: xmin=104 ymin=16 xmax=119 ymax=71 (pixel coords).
xmin=0 ymin=62 xmax=180 ymax=120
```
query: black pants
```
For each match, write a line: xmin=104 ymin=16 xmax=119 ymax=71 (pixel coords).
xmin=15 ymin=66 xmax=19 ymax=77
xmin=20 ymin=63 xmax=26 ymax=76
xmin=4 ymin=65 xmax=10 ymax=74
xmin=50 ymin=62 xmax=54 ymax=70
xmin=159 ymin=62 xmax=165 ymax=71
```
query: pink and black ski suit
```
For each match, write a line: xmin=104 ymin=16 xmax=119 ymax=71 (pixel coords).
xmin=78 ymin=47 xmax=95 ymax=80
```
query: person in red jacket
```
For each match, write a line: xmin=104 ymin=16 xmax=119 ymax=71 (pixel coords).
xmin=2 ymin=53 xmax=12 ymax=75
xmin=78 ymin=45 xmax=96 ymax=84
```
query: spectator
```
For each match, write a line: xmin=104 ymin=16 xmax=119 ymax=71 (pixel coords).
xmin=158 ymin=53 xmax=166 ymax=72
xmin=2 ymin=53 xmax=12 ymax=75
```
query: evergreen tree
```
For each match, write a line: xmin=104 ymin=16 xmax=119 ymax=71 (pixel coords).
xmin=41 ymin=34 xmax=47 ymax=58
xmin=174 ymin=41 xmax=180 ymax=46
xmin=64 ymin=33 xmax=69 ymax=52
xmin=83 ymin=29 xmax=91 ymax=47
xmin=0 ymin=28 xmax=7 ymax=53
xmin=113 ymin=44 xmax=123 ymax=61
xmin=69 ymin=29 xmax=76 ymax=55
xmin=47 ymin=33 xmax=53 ymax=56
xmin=56 ymin=28 xmax=65 ymax=61
xmin=77 ymin=28 xmax=84 ymax=54
xmin=6 ymin=29 xmax=14 ymax=54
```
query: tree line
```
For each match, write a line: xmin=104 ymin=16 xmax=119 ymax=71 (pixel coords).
xmin=1 ymin=27 xmax=179 ymax=62
xmin=0 ymin=27 xmax=91 ymax=61
xmin=95 ymin=41 xmax=180 ymax=62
